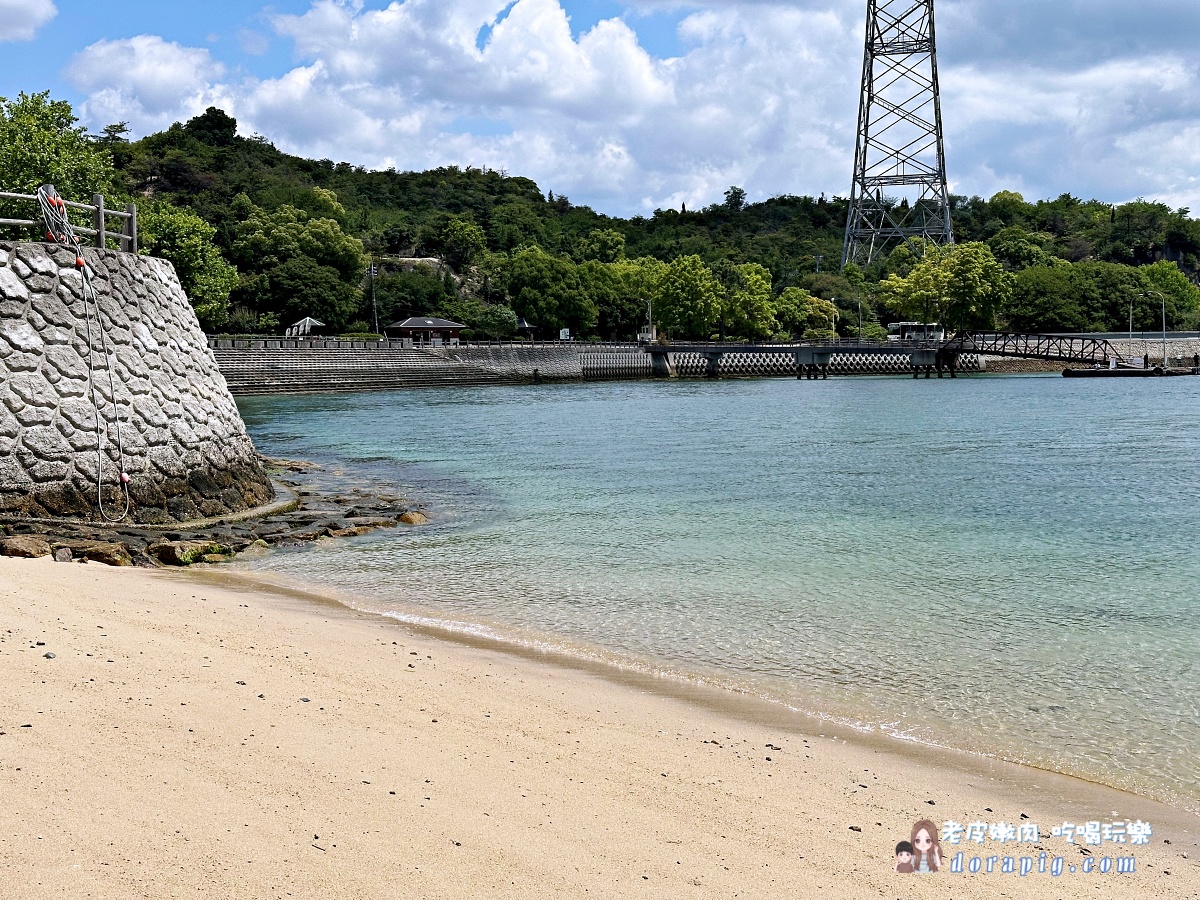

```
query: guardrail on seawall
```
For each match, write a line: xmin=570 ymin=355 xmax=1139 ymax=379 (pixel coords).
xmin=0 ymin=191 xmax=137 ymax=252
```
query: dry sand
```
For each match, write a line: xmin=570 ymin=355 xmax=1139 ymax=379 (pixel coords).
xmin=1 ymin=555 xmax=1197 ymax=899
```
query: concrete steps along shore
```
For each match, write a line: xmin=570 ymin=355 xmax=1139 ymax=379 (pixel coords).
xmin=210 ymin=345 xmax=581 ymax=395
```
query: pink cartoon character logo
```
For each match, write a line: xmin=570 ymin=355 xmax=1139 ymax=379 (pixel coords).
xmin=910 ymin=819 xmax=942 ymax=872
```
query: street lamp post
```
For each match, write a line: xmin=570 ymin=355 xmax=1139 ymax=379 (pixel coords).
xmin=1162 ymin=294 xmax=1168 ymax=369
xmin=368 ymin=257 xmax=379 ymax=336
xmin=1137 ymin=290 xmax=1167 ymax=368
xmin=857 ymin=299 xmax=863 ymax=339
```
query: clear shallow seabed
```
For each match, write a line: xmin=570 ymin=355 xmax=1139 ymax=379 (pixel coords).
xmin=236 ymin=375 xmax=1200 ymax=809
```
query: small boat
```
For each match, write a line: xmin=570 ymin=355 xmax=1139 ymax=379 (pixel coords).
xmin=1062 ymin=367 xmax=1162 ymax=378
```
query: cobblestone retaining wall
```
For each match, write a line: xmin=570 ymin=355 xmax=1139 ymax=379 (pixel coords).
xmin=0 ymin=242 xmax=273 ymax=523
xmin=1105 ymin=338 xmax=1200 ymax=366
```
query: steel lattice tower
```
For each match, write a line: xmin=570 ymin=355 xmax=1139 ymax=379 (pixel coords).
xmin=841 ymin=0 xmax=953 ymax=268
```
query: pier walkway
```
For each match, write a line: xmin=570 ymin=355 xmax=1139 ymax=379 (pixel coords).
xmin=645 ymin=339 xmax=962 ymax=379
xmin=206 ymin=330 xmax=1190 ymax=395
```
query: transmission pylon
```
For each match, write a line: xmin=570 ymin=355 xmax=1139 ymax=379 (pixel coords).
xmin=841 ymin=0 xmax=953 ymax=268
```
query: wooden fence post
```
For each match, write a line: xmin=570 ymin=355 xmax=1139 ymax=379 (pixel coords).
xmin=124 ymin=202 xmax=138 ymax=253
xmin=93 ymin=193 xmax=106 ymax=249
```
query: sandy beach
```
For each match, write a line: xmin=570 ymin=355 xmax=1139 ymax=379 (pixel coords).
xmin=1 ymin=555 xmax=1197 ymax=899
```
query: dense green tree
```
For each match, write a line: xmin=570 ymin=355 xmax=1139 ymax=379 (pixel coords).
xmin=474 ymin=303 xmax=519 ymax=339
xmin=576 ymin=228 xmax=626 ymax=263
xmin=575 ymin=260 xmax=623 ymax=335
xmin=183 ymin=107 xmax=238 ymax=147
xmin=656 ymin=255 xmax=722 ymax=339
xmin=138 ymin=200 xmax=238 ymax=330
xmin=1141 ymin=260 xmax=1200 ymax=328
xmin=985 ymin=191 xmax=1033 ymax=229
xmin=229 ymin=193 xmax=365 ymax=282
xmin=1000 ymin=259 xmax=1200 ymax=333
xmin=507 ymin=246 xmax=597 ymax=335
xmin=0 ymin=92 xmax=116 ymax=223
xmin=603 ymin=257 xmax=664 ymax=339
xmin=939 ymin=242 xmax=1014 ymax=329
xmin=265 ymin=256 xmax=360 ymax=331
xmin=435 ymin=297 xmax=518 ymax=338
xmin=719 ymin=262 xmax=775 ymax=339
xmin=987 ymin=226 xmax=1063 ymax=271
xmin=774 ymin=288 xmax=838 ymax=339
xmin=1003 ymin=266 xmax=1086 ymax=333
xmin=488 ymin=202 xmax=545 ymax=252
xmin=93 ymin=121 xmax=134 ymax=169
xmin=1069 ymin=261 xmax=1153 ymax=332
xmin=374 ymin=266 xmax=450 ymax=324
xmin=880 ymin=242 xmax=1012 ymax=330
xmin=421 ymin=214 xmax=487 ymax=270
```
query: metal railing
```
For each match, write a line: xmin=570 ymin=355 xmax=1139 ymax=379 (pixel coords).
xmin=944 ymin=331 xmax=1125 ymax=365
xmin=0 ymin=191 xmax=137 ymax=252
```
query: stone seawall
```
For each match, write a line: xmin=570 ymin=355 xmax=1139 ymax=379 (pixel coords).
xmin=981 ymin=337 xmax=1200 ymax=374
xmin=0 ymin=242 xmax=274 ymax=523
xmin=1105 ymin=338 xmax=1200 ymax=366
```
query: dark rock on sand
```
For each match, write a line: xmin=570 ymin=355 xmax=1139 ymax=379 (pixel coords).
xmin=49 ymin=540 xmax=133 ymax=566
xmin=0 ymin=535 xmax=53 ymax=558
xmin=148 ymin=540 xmax=231 ymax=566
xmin=83 ymin=543 xmax=133 ymax=566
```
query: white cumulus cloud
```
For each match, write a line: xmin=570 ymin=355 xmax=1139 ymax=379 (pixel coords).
xmin=57 ymin=0 xmax=1200 ymax=215
xmin=0 ymin=0 xmax=56 ymax=42
xmin=64 ymin=35 xmax=227 ymax=133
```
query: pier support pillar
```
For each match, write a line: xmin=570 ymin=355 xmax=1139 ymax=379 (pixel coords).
xmin=910 ymin=349 xmax=938 ymax=381
xmin=934 ymin=349 xmax=959 ymax=379
xmin=794 ymin=349 xmax=833 ymax=381
xmin=647 ymin=348 xmax=676 ymax=378
xmin=703 ymin=351 xmax=723 ymax=379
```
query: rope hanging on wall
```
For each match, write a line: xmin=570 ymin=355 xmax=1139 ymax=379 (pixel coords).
xmin=37 ymin=184 xmax=132 ymax=522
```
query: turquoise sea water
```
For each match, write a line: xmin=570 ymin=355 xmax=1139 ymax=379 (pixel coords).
xmin=236 ymin=375 xmax=1200 ymax=809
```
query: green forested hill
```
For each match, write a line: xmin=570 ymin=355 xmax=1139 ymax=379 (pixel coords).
xmin=6 ymin=95 xmax=1199 ymax=338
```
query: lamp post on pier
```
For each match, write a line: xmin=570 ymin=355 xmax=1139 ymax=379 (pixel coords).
xmin=367 ymin=257 xmax=379 ymax=336
xmin=1138 ymin=290 xmax=1167 ymax=368
xmin=1128 ymin=298 xmax=1133 ymax=354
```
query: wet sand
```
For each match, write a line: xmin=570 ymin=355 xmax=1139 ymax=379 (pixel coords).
xmin=1 ymin=555 xmax=1196 ymax=898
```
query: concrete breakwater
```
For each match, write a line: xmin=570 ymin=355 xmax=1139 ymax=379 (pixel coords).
xmin=208 ymin=338 xmax=984 ymax=394
xmin=0 ymin=242 xmax=274 ymax=523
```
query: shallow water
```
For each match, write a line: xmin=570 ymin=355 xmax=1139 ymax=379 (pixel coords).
xmin=236 ymin=374 xmax=1200 ymax=808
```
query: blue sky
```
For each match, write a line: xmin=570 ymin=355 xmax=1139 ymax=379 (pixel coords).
xmin=3 ymin=0 xmax=1200 ymax=217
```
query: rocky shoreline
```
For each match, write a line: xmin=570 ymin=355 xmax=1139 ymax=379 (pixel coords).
xmin=0 ymin=457 xmax=428 ymax=567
